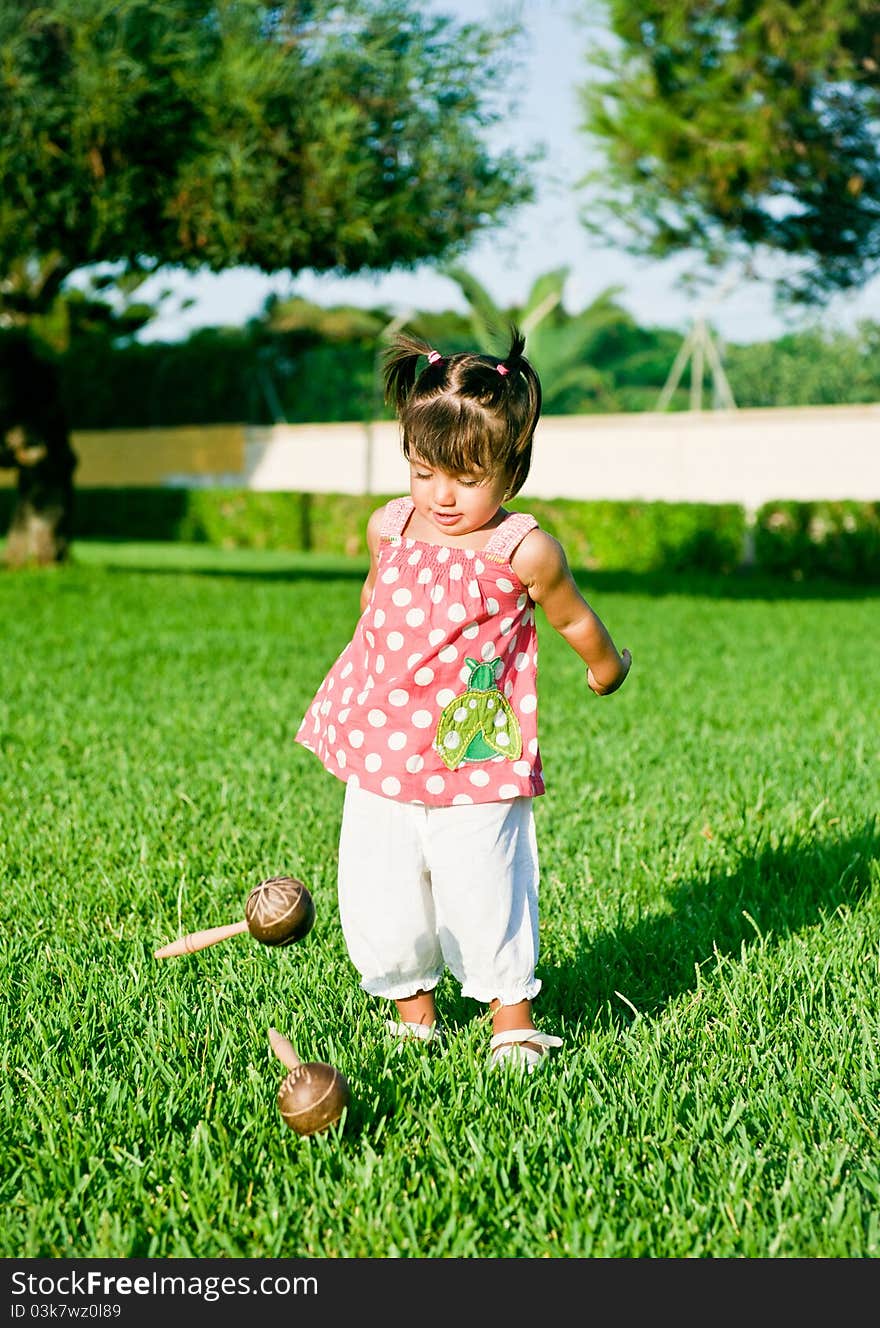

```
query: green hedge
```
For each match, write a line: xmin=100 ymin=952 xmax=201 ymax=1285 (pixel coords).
xmin=67 ymin=488 xmax=397 ymax=557
xmin=507 ymin=498 xmax=745 ymax=575
xmin=754 ymin=500 xmax=880 ymax=584
xmin=2 ymin=488 xmax=877 ymax=581
xmin=0 ymin=486 xmax=744 ymax=573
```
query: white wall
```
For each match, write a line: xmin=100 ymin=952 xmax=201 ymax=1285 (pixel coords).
xmin=243 ymin=403 xmax=880 ymax=507
xmin=40 ymin=403 xmax=877 ymax=505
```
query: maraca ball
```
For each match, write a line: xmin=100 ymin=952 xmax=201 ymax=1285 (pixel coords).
xmin=245 ymin=876 xmax=315 ymax=947
xmin=278 ymin=1062 xmax=350 ymax=1137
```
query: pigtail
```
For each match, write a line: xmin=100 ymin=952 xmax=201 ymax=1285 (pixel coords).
xmin=489 ymin=325 xmax=542 ymax=498
xmin=497 ymin=325 xmax=527 ymax=377
xmin=383 ymin=332 xmax=438 ymax=410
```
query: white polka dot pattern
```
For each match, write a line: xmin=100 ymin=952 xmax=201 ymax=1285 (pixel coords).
xmin=295 ymin=497 xmax=545 ymax=806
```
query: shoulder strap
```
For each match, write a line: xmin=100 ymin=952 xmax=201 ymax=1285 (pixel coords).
xmin=483 ymin=510 xmax=539 ymax=561
xmin=380 ymin=496 xmax=414 ymax=539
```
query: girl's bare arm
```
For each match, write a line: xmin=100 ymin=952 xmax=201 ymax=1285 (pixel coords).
xmin=360 ymin=507 xmax=384 ymax=613
xmin=512 ymin=529 xmax=631 ymax=694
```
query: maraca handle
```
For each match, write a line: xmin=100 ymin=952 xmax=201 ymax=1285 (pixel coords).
xmin=154 ymin=918 xmax=248 ymax=958
xmin=268 ymin=1026 xmax=302 ymax=1071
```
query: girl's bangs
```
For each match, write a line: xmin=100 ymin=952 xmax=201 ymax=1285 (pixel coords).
xmin=403 ymin=401 xmax=506 ymax=478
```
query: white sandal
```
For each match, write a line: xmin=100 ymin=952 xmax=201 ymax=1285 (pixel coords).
xmin=489 ymin=1028 xmax=562 ymax=1072
xmin=386 ymin=1019 xmax=445 ymax=1049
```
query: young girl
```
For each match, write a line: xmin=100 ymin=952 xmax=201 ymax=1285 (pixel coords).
xmin=296 ymin=328 xmax=631 ymax=1070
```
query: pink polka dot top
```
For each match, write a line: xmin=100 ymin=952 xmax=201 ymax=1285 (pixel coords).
xmin=295 ymin=497 xmax=545 ymax=807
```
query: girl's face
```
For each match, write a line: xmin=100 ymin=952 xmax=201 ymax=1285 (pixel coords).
xmin=408 ymin=455 xmax=510 ymax=540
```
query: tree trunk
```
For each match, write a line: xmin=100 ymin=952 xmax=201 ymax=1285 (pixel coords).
xmin=4 ymin=431 xmax=77 ymax=567
xmin=1 ymin=332 xmax=77 ymax=568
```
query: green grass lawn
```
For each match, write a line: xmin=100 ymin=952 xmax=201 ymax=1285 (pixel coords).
xmin=1 ymin=541 xmax=878 ymax=1258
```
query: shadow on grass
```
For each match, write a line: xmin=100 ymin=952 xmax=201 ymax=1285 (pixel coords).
xmin=73 ymin=545 xmax=367 ymax=586
xmin=539 ymin=820 xmax=878 ymax=1033
xmin=65 ymin=542 xmax=878 ymax=600
xmin=574 ymin=568 xmax=880 ymax=602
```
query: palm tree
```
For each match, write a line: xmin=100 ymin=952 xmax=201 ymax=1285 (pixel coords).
xmin=443 ymin=264 xmax=635 ymax=412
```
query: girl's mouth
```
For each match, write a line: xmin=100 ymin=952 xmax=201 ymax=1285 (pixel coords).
xmin=432 ymin=511 xmax=460 ymax=525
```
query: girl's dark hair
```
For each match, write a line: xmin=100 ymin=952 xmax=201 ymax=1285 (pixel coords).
xmin=382 ymin=326 xmax=542 ymax=498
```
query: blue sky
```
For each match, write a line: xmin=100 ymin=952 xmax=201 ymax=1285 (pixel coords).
xmin=140 ymin=0 xmax=879 ymax=346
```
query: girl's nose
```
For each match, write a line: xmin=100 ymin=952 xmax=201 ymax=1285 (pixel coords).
xmin=433 ymin=476 xmax=456 ymax=505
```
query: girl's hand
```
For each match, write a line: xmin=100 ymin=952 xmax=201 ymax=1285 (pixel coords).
xmin=588 ymin=648 xmax=631 ymax=696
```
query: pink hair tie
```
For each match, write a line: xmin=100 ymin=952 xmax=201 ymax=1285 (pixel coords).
xmin=496 ymin=363 xmax=509 ymax=376
xmin=427 ymin=350 xmax=442 ymax=364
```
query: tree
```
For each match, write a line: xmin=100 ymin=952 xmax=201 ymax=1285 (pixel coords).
xmin=254 ymin=293 xmax=391 ymax=424
xmin=578 ymin=1 xmax=880 ymax=306
xmin=443 ymin=264 xmax=657 ymax=412
xmin=0 ymin=0 xmax=532 ymax=565
xmin=725 ymin=319 xmax=880 ymax=406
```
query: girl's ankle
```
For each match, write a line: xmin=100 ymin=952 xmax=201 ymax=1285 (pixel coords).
xmin=490 ymin=999 xmax=535 ymax=1037
xmin=394 ymin=995 xmax=437 ymax=1028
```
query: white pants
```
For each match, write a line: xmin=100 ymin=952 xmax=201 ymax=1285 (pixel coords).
xmin=337 ymin=782 xmax=541 ymax=1007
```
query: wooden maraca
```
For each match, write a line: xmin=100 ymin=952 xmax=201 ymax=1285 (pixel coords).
xmin=154 ymin=875 xmax=315 ymax=959
xmin=269 ymin=1027 xmax=350 ymax=1137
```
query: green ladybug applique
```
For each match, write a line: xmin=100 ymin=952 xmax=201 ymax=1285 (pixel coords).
xmin=435 ymin=657 xmax=522 ymax=770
